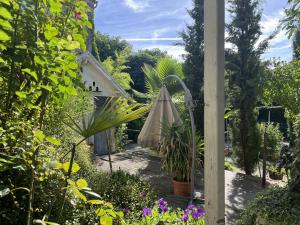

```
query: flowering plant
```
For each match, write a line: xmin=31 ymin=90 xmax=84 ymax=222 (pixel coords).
xmin=131 ymin=199 xmax=206 ymax=224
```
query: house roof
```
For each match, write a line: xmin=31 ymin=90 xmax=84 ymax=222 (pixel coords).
xmin=78 ymin=52 xmax=130 ymax=98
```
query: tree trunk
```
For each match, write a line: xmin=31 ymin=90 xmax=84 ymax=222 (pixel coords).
xmin=262 ymin=126 xmax=267 ymax=187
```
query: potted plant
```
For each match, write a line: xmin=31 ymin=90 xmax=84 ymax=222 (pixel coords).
xmin=160 ymin=122 xmax=192 ymax=197
xmin=268 ymin=165 xmax=284 ymax=180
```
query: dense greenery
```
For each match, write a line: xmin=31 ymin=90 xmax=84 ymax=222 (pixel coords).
xmin=126 ymin=49 xmax=167 ymax=94
xmin=258 ymin=123 xmax=283 ymax=162
xmin=238 ymin=187 xmax=300 ymax=225
xmin=226 ymin=0 xmax=272 ymax=175
xmin=180 ymin=0 xmax=204 ymax=135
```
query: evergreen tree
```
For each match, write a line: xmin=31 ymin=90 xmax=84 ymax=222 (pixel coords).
xmin=181 ymin=0 xmax=204 ymax=135
xmin=226 ymin=0 xmax=271 ymax=175
xmin=293 ymin=28 xmax=300 ymax=60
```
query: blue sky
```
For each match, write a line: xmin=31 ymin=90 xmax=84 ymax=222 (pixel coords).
xmin=95 ymin=0 xmax=292 ymax=61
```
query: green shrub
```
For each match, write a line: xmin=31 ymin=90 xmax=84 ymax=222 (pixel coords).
xmin=88 ymin=170 xmax=157 ymax=219
xmin=224 ymin=161 xmax=237 ymax=172
xmin=258 ymin=123 xmax=283 ymax=162
xmin=115 ymin=123 xmax=130 ymax=152
xmin=238 ymin=186 xmax=300 ymax=225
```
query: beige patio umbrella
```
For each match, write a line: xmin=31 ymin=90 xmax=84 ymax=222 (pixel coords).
xmin=138 ymin=86 xmax=182 ymax=148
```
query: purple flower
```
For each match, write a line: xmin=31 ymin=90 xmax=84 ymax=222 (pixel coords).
xmin=187 ymin=204 xmax=196 ymax=210
xmin=157 ymin=198 xmax=168 ymax=213
xmin=142 ymin=207 xmax=152 ymax=217
xmin=122 ymin=208 xmax=129 ymax=215
xmin=158 ymin=198 xmax=165 ymax=206
xmin=191 ymin=211 xmax=201 ymax=219
xmin=197 ymin=208 xmax=205 ymax=217
xmin=181 ymin=213 xmax=189 ymax=222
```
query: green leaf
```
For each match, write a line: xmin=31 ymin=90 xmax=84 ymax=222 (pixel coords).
xmin=45 ymin=221 xmax=60 ymax=225
xmin=95 ymin=208 xmax=106 ymax=216
xmin=71 ymin=187 xmax=87 ymax=202
xmin=46 ymin=136 xmax=61 ymax=145
xmin=76 ymin=179 xmax=88 ymax=189
xmin=44 ymin=25 xmax=58 ymax=40
xmin=100 ymin=215 xmax=113 ymax=225
xmin=34 ymin=130 xmax=45 ymax=141
xmin=0 ymin=29 xmax=10 ymax=41
xmin=22 ymin=68 xmax=38 ymax=81
xmin=40 ymin=85 xmax=53 ymax=92
xmin=0 ymin=0 xmax=11 ymax=6
xmin=88 ymin=199 xmax=105 ymax=205
xmin=62 ymin=162 xmax=80 ymax=173
xmin=48 ymin=161 xmax=62 ymax=169
xmin=0 ymin=7 xmax=12 ymax=20
xmin=0 ymin=188 xmax=10 ymax=198
xmin=16 ymin=91 xmax=27 ymax=99
xmin=0 ymin=18 xmax=11 ymax=30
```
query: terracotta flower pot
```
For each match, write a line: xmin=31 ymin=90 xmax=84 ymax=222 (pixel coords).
xmin=173 ymin=179 xmax=191 ymax=197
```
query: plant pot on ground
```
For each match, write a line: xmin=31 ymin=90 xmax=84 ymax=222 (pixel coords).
xmin=268 ymin=165 xmax=283 ymax=180
xmin=160 ymin=122 xmax=193 ymax=197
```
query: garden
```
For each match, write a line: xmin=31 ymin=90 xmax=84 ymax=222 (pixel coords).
xmin=0 ymin=0 xmax=299 ymax=225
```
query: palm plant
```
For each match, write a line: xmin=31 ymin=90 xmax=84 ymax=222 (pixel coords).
xmin=135 ymin=57 xmax=185 ymax=99
xmin=58 ymin=97 xmax=150 ymax=218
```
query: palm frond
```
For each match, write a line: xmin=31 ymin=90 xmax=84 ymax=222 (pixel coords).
xmin=65 ymin=97 xmax=151 ymax=140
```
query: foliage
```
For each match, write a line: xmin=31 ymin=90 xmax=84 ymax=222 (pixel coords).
xmin=142 ymin=57 xmax=185 ymax=99
xmin=102 ymin=48 xmax=133 ymax=90
xmin=226 ymin=0 xmax=272 ymax=175
xmin=238 ymin=186 xmax=300 ymax=225
xmin=292 ymin=28 xmax=300 ymax=59
xmin=224 ymin=161 xmax=237 ymax=172
xmin=115 ymin=124 xmax=130 ymax=152
xmin=180 ymin=0 xmax=204 ymax=135
xmin=88 ymin=170 xmax=157 ymax=221
xmin=126 ymin=49 xmax=167 ymax=94
xmin=129 ymin=199 xmax=205 ymax=225
xmin=263 ymin=60 xmax=300 ymax=116
xmin=65 ymin=97 xmax=150 ymax=140
xmin=93 ymin=31 xmax=132 ymax=62
xmin=289 ymin=114 xmax=300 ymax=193
xmin=258 ymin=123 xmax=283 ymax=162
xmin=281 ymin=0 xmax=300 ymax=38
xmin=160 ymin=122 xmax=199 ymax=182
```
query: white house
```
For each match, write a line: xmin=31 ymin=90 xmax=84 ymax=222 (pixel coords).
xmin=78 ymin=52 xmax=129 ymax=155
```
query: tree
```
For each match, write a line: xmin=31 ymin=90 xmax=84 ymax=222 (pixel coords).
xmin=93 ymin=32 xmax=132 ymax=61
xmin=142 ymin=57 xmax=185 ymax=99
xmin=126 ymin=49 xmax=167 ymax=93
xmin=226 ymin=0 xmax=272 ymax=175
xmin=180 ymin=0 xmax=205 ymax=135
xmin=293 ymin=28 xmax=300 ymax=60
xmin=102 ymin=48 xmax=133 ymax=90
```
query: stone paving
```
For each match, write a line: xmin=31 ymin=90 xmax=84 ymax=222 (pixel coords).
xmin=95 ymin=144 xmax=269 ymax=225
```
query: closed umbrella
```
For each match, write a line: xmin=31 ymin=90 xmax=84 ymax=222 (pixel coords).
xmin=138 ymin=86 xmax=182 ymax=148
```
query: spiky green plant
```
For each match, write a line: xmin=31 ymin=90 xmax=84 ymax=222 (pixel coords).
xmin=140 ymin=57 xmax=185 ymax=99
xmin=59 ymin=97 xmax=150 ymax=216
xmin=66 ymin=97 xmax=150 ymax=141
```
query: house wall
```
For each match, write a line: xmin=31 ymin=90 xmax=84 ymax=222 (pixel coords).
xmin=81 ymin=62 xmax=120 ymax=97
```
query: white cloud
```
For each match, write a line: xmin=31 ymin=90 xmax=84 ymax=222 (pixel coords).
xmin=123 ymin=0 xmax=150 ymax=12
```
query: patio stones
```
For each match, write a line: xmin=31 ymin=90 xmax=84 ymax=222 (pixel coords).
xmin=95 ymin=144 xmax=268 ymax=225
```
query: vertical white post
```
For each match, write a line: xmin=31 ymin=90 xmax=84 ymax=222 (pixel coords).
xmin=204 ymin=0 xmax=225 ymax=224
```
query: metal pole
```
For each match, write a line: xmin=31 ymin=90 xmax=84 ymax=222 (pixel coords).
xmin=204 ymin=0 xmax=225 ymax=224
xmin=165 ymin=75 xmax=196 ymax=201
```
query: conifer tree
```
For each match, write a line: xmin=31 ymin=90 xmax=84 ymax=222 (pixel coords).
xmin=181 ymin=0 xmax=204 ymax=135
xmin=226 ymin=0 xmax=271 ymax=175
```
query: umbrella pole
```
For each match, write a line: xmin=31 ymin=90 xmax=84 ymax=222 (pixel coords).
xmin=165 ymin=75 xmax=196 ymax=202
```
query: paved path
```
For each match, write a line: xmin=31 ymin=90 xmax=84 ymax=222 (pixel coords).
xmin=95 ymin=145 xmax=268 ymax=225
